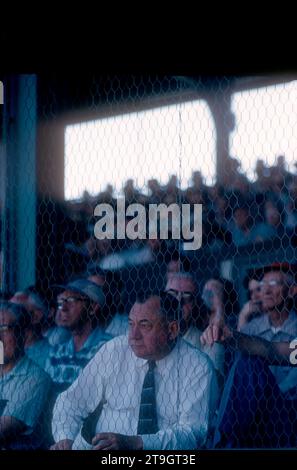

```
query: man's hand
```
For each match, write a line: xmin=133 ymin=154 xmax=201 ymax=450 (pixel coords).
xmin=50 ymin=439 xmax=74 ymax=450
xmin=201 ymin=322 xmax=232 ymax=346
xmin=92 ymin=433 xmax=143 ymax=450
xmin=237 ymin=300 xmax=261 ymax=331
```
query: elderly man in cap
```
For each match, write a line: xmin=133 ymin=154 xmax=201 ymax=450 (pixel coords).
xmin=237 ymin=263 xmax=297 ymax=395
xmin=10 ymin=287 xmax=52 ymax=370
xmin=45 ymin=279 xmax=112 ymax=392
xmin=201 ymin=262 xmax=297 ymax=448
xmin=0 ymin=301 xmax=52 ymax=449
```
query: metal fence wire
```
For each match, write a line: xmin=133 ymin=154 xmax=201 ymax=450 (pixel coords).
xmin=0 ymin=74 xmax=297 ymax=450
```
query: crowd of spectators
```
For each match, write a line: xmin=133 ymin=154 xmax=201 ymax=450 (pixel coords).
xmin=0 ymin=154 xmax=297 ymax=450
xmin=58 ymin=155 xmax=297 ymax=278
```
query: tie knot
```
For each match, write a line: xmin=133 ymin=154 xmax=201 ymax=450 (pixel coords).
xmin=148 ymin=360 xmax=156 ymax=370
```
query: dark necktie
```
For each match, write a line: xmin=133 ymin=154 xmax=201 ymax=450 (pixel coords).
xmin=0 ymin=399 xmax=8 ymax=415
xmin=137 ymin=360 xmax=158 ymax=435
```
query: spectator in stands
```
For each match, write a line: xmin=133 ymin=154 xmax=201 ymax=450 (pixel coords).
xmin=201 ymin=264 xmax=297 ymax=447
xmin=45 ymin=279 xmax=112 ymax=391
xmin=123 ymin=179 xmax=141 ymax=205
xmin=87 ymin=267 xmax=127 ymax=337
xmin=229 ymin=205 xmax=256 ymax=247
xmin=283 ymin=182 xmax=297 ymax=232
xmin=224 ymin=157 xmax=250 ymax=194
xmin=201 ymin=315 xmax=297 ymax=447
xmin=51 ymin=292 xmax=217 ymax=450
xmin=165 ymin=251 xmax=192 ymax=282
xmin=202 ymin=277 xmax=239 ymax=330
xmin=148 ymin=179 xmax=164 ymax=204
xmin=211 ymin=194 xmax=232 ymax=231
xmin=10 ymin=288 xmax=52 ymax=369
xmin=237 ymin=263 xmax=297 ymax=395
xmin=190 ymin=170 xmax=204 ymax=193
xmin=166 ymin=174 xmax=179 ymax=195
xmin=166 ymin=258 xmax=181 ymax=281
xmin=0 ymin=301 xmax=52 ymax=449
xmin=202 ymin=277 xmax=239 ymax=375
xmin=165 ymin=272 xmax=224 ymax=377
xmin=252 ymin=158 xmax=271 ymax=193
xmin=237 ymin=268 xmax=263 ymax=331
xmin=42 ymin=288 xmax=71 ymax=347
xmin=252 ymin=199 xmax=285 ymax=242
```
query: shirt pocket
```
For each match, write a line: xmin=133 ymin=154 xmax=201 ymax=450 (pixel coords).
xmin=106 ymin=373 xmax=140 ymax=411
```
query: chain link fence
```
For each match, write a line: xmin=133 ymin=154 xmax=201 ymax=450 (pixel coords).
xmin=0 ymin=74 xmax=297 ymax=449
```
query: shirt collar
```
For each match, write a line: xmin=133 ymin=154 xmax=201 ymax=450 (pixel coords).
xmin=68 ymin=327 xmax=112 ymax=353
xmin=275 ymin=309 xmax=297 ymax=335
xmin=1 ymin=355 xmax=31 ymax=379
xmin=259 ymin=310 xmax=297 ymax=335
xmin=132 ymin=338 xmax=182 ymax=372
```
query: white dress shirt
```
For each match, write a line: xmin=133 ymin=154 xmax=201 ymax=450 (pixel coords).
xmin=105 ymin=313 xmax=129 ymax=337
xmin=183 ymin=325 xmax=225 ymax=376
xmin=52 ymin=335 xmax=217 ymax=450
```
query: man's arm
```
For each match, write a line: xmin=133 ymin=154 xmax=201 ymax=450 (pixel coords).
xmin=51 ymin=344 xmax=110 ymax=447
xmin=229 ymin=329 xmax=294 ymax=365
xmin=92 ymin=433 xmax=143 ymax=450
xmin=237 ymin=300 xmax=261 ymax=331
xmin=201 ymin=322 xmax=295 ymax=366
xmin=0 ymin=416 xmax=26 ymax=444
xmin=50 ymin=438 xmax=74 ymax=450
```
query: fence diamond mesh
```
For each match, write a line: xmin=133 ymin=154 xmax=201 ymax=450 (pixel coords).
xmin=0 ymin=74 xmax=297 ymax=450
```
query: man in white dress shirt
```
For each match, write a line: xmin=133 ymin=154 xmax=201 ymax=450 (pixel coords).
xmin=51 ymin=291 xmax=217 ymax=450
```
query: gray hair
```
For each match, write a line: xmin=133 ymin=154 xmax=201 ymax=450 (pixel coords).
xmin=0 ymin=301 xmax=31 ymax=328
xmin=167 ymin=271 xmax=197 ymax=290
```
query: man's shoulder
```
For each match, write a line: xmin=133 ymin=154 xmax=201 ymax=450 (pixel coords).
xmin=241 ymin=313 xmax=268 ymax=334
xmin=50 ymin=336 xmax=72 ymax=356
xmin=18 ymin=356 xmax=52 ymax=385
xmin=287 ymin=309 xmax=297 ymax=325
xmin=95 ymin=334 xmax=130 ymax=356
xmin=178 ymin=338 xmax=214 ymax=369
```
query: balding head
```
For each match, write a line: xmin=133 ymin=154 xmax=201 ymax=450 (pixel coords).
xmin=128 ymin=293 xmax=180 ymax=360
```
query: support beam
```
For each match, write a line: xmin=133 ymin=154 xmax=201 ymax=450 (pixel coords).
xmin=206 ymin=88 xmax=235 ymax=186
xmin=1 ymin=75 xmax=37 ymax=293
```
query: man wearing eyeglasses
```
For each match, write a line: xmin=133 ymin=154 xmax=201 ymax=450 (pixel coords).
xmin=45 ymin=279 xmax=112 ymax=391
xmin=10 ymin=288 xmax=52 ymax=370
xmin=165 ymin=272 xmax=225 ymax=378
xmin=237 ymin=269 xmax=263 ymax=331
xmin=0 ymin=301 xmax=52 ymax=449
xmin=201 ymin=263 xmax=297 ymax=447
xmin=237 ymin=264 xmax=297 ymax=395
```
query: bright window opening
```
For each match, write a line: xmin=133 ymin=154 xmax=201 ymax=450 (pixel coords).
xmin=65 ymin=100 xmax=216 ymax=200
xmin=230 ymin=80 xmax=297 ymax=181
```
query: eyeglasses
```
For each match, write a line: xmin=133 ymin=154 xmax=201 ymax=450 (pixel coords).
xmin=166 ymin=289 xmax=194 ymax=304
xmin=259 ymin=280 xmax=283 ymax=288
xmin=57 ymin=296 xmax=89 ymax=309
xmin=249 ymin=287 xmax=261 ymax=294
xmin=0 ymin=324 xmax=16 ymax=333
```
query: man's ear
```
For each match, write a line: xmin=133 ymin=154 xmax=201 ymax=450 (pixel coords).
xmin=90 ymin=302 xmax=100 ymax=316
xmin=31 ymin=308 xmax=43 ymax=324
xmin=290 ymin=285 xmax=297 ymax=297
xmin=168 ymin=320 xmax=180 ymax=340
